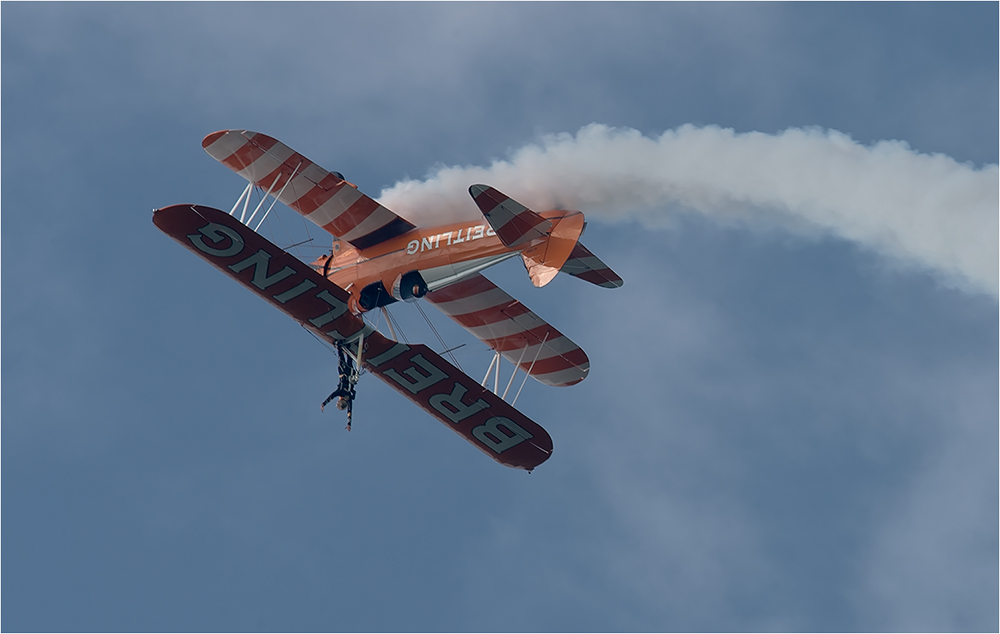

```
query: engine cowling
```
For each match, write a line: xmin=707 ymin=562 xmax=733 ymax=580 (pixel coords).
xmin=356 ymin=281 xmax=396 ymax=312
xmin=391 ymin=271 xmax=428 ymax=302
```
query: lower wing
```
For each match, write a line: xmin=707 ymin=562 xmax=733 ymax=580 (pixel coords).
xmin=425 ymin=274 xmax=590 ymax=387
xmin=152 ymin=204 xmax=552 ymax=470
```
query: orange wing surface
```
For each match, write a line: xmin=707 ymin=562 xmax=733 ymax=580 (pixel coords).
xmin=152 ymin=204 xmax=552 ymax=471
xmin=425 ymin=274 xmax=590 ymax=387
xmin=202 ymin=130 xmax=415 ymax=250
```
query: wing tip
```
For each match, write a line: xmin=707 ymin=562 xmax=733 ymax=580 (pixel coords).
xmin=202 ymin=130 xmax=232 ymax=149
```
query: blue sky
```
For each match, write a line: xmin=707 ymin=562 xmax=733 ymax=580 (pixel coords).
xmin=3 ymin=3 xmax=997 ymax=632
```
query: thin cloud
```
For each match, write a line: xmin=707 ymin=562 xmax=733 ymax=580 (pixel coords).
xmin=380 ymin=124 xmax=999 ymax=299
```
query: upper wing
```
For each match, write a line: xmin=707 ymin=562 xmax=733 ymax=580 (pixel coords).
xmin=425 ymin=274 xmax=590 ymax=387
xmin=202 ymin=130 xmax=415 ymax=250
xmin=561 ymin=242 xmax=624 ymax=288
xmin=152 ymin=203 xmax=551 ymax=470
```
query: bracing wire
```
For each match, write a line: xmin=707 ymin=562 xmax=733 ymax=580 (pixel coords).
xmin=253 ymin=191 xmax=323 ymax=263
xmin=234 ymin=180 xmax=325 ymax=266
xmin=373 ymin=304 xmax=409 ymax=344
xmin=303 ymin=324 xmax=340 ymax=357
xmin=265 ymin=165 xmax=321 ymax=263
xmin=299 ymin=205 xmax=320 ymax=260
xmin=283 ymin=237 xmax=315 ymax=250
xmin=413 ymin=300 xmax=462 ymax=371
xmin=268 ymin=201 xmax=305 ymax=261
xmin=384 ymin=306 xmax=409 ymax=344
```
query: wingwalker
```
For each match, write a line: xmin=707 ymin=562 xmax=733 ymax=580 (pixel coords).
xmin=153 ymin=130 xmax=623 ymax=471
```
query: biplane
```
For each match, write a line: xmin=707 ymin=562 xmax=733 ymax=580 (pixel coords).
xmin=153 ymin=130 xmax=622 ymax=471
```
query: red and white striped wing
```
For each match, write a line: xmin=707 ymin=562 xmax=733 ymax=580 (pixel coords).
xmin=561 ymin=242 xmax=624 ymax=288
xmin=425 ymin=274 xmax=589 ymax=387
xmin=202 ymin=130 xmax=415 ymax=250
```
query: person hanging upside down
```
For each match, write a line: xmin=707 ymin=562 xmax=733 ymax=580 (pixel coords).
xmin=321 ymin=341 xmax=358 ymax=429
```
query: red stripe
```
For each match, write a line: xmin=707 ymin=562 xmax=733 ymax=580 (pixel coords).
xmin=451 ymin=301 xmax=529 ymax=329
xmin=426 ymin=275 xmax=497 ymax=303
xmin=202 ymin=130 xmax=227 ymax=149
xmin=575 ymin=269 xmax=614 ymax=284
xmin=472 ymin=187 xmax=505 ymax=214
xmin=496 ymin=208 xmax=547 ymax=244
xmin=220 ymin=134 xmax=278 ymax=173
xmin=253 ymin=152 xmax=314 ymax=193
xmin=291 ymin=172 xmax=349 ymax=215
xmin=482 ymin=323 xmax=561 ymax=352
xmin=517 ymin=348 xmax=589 ymax=375
xmin=568 ymin=243 xmax=592 ymax=259
xmin=327 ymin=195 xmax=381 ymax=237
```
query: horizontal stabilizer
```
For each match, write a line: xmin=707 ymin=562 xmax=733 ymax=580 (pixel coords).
xmin=469 ymin=185 xmax=552 ymax=248
xmin=561 ymin=243 xmax=624 ymax=288
xmin=152 ymin=203 xmax=551 ymax=470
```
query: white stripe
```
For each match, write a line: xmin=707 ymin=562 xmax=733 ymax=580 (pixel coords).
xmin=469 ymin=311 xmax=543 ymax=339
xmin=562 ymin=255 xmax=607 ymax=272
xmin=466 ymin=316 xmax=538 ymax=341
xmin=487 ymin=200 xmax=530 ymax=231
xmin=295 ymin=162 xmax=331 ymax=189
xmin=305 ymin=187 xmax=364 ymax=227
xmin=237 ymin=143 xmax=296 ymax=183
xmin=429 ymin=286 xmax=512 ymax=316
xmin=340 ymin=206 xmax=397 ymax=242
xmin=277 ymin=170 xmax=324 ymax=208
xmin=203 ymin=131 xmax=248 ymax=161
xmin=497 ymin=335 xmax=581 ymax=362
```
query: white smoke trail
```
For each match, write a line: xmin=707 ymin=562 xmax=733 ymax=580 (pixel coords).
xmin=379 ymin=124 xmax=998 ymax=298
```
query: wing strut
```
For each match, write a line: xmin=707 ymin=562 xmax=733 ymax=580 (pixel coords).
xmin=512 ymin=332 xmax=549 ymax=406
xmin=478 ymin=330 xmax=548 ymax=406
xmin=223 ymin=161 xmax=304 ymax=232
xmin=230 ymin=181 xmax=254 ymax=219
xmin=247 ymin=172 xmax=281 ymax=227
xmin=482 ymin=351 xmax=500 ymax=389
xmin=502 ymin=345 xmax=530 ymax=400
xmin=252 ymin=161 xmax=302 ymax=231
xmin=379 ymin=306 xmax=398 ymax=340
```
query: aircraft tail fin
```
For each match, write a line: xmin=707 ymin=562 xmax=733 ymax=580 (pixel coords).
xmin=518 ymin=210 xmax=587 ymax=287
xmin=470 ymin=185 xmax=619 ymax=288
xmin=469 ymin=185 xmax=584 ymax=287
xmin=469 ymin=184 xmax=552 ymax=248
